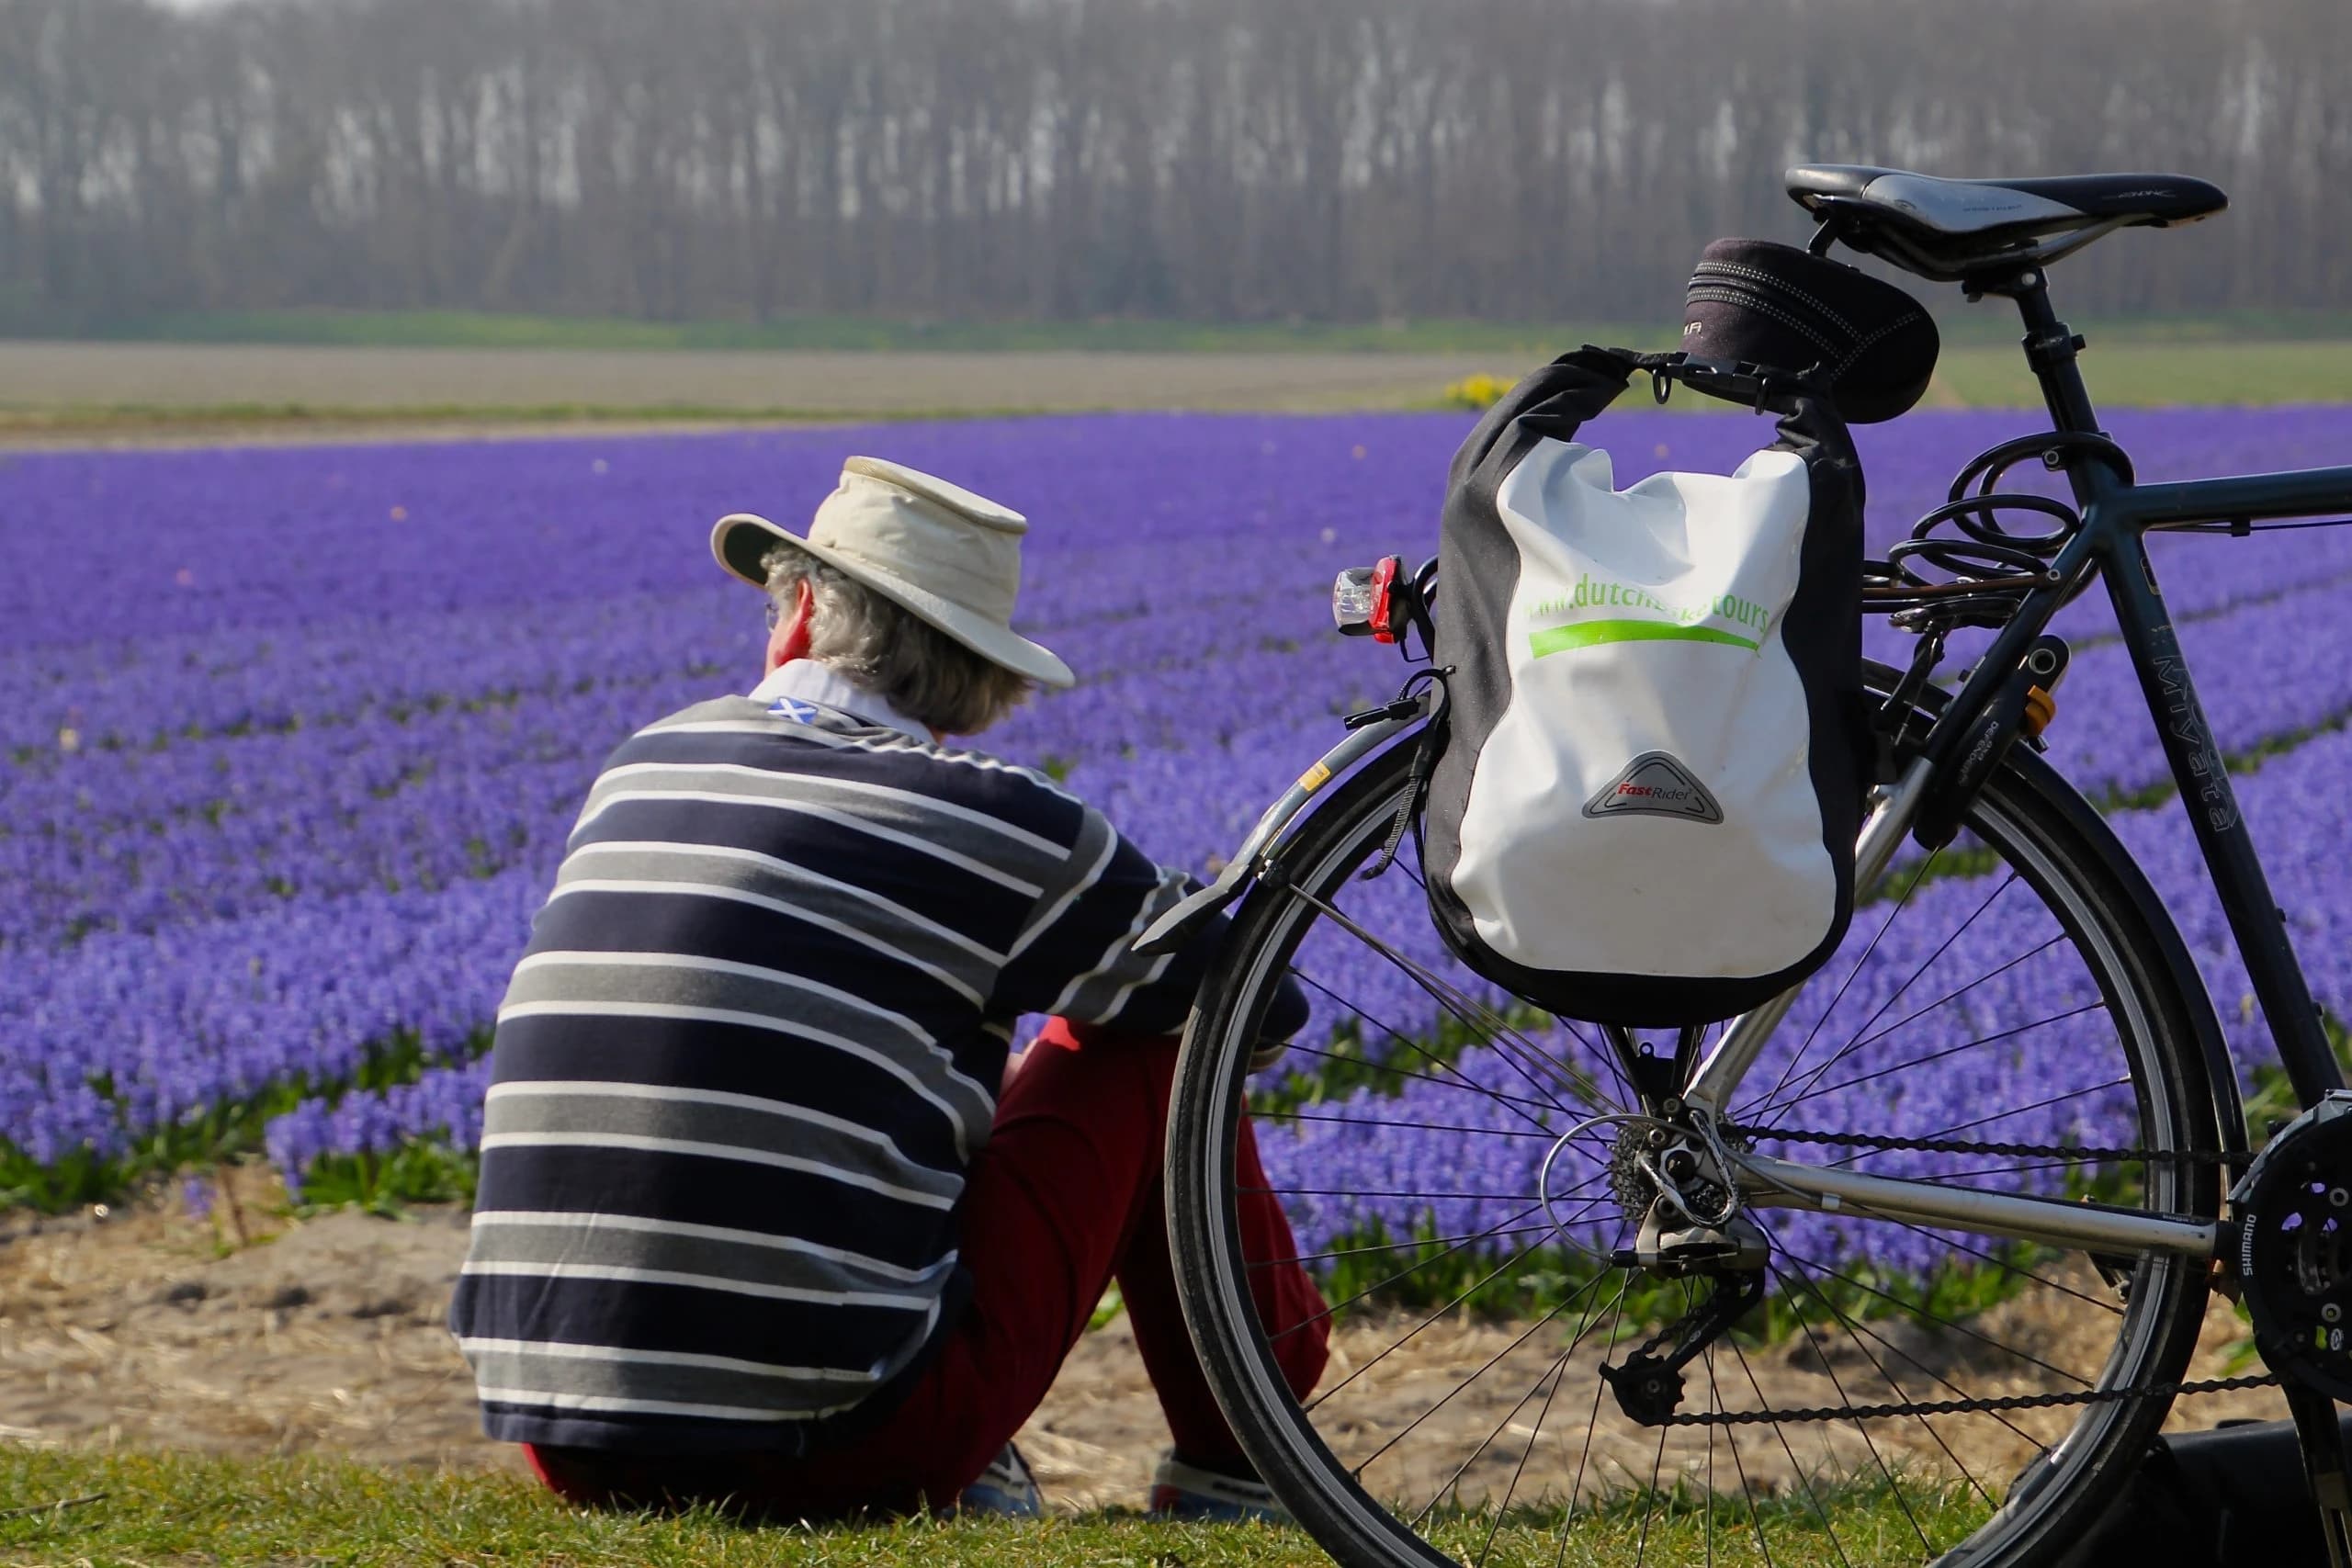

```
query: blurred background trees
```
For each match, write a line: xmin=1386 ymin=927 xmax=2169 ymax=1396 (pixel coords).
xmin=1 ymin=0 xmax=2346 ymax=329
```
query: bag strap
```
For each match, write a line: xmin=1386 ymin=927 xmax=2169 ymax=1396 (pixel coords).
xmin=1446 ymin=347 xmax=1639 ymax=497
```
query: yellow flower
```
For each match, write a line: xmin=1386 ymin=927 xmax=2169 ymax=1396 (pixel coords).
xmin=1441 ymin=373 xmax=1513 ymax=411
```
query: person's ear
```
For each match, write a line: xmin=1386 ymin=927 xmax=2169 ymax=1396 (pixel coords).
xmin=764 ymin=580 xmax=818 ymax=671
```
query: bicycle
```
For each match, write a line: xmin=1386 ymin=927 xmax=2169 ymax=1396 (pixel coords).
xmin=1142 ymin=164 xmax=2352 ymax=1567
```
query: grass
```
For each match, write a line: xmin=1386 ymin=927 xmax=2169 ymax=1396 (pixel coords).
xmin=3 ymin=341 xmax=2341 ymax=437
xmin=0 ymin=1447 xmax=1984 ymax=1566
xmin=1932 ymin=338 xmax=2352 ymax=410
xmin=14 ymin=309 xmax=2352 ymax=423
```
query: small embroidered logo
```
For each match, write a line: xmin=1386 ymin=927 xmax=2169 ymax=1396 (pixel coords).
xmin=768 ymin=696 xmax=822 ymax=725
xmin=1581 ymin=751 xmax=1724 ymax=824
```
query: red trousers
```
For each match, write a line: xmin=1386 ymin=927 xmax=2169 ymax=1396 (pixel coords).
xmin=525 ymin=1019 xmax=1330 ymax=1517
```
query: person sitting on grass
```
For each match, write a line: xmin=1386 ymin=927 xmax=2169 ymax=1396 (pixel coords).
xmin=447 ymin=457 xmax=1329 ymax=1520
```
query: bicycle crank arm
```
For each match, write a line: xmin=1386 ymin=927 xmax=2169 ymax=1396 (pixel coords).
xmin=1133 ymin=704 xmax=1430 ymax=957
xmin=1736 ymin=1150 xmax=2220 ymax=1259
xmin=2289 ymin=1385 xmax=2352 ymax=1568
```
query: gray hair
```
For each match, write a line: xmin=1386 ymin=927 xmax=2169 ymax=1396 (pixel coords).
xmin=760 ymin=542 xmax=1033 ymax=738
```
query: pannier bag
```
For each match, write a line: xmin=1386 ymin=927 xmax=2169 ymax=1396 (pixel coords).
xmin=1421 ymin=346 xmax=1866 ymax=1029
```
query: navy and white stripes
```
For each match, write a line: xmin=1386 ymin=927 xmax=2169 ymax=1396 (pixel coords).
xmin=449 ymin=692 xmax=1283 ymax=1452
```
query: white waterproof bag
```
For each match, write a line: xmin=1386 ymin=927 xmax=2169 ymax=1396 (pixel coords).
xmin=1422 ymin=350 xmax=1863 ymax=1028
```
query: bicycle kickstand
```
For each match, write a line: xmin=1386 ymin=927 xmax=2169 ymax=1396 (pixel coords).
xmin=2288 ymin=1384 xmax=2352 ymax=1567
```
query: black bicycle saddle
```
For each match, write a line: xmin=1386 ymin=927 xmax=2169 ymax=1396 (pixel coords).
xmin=1785 ymin=164 xmax=2227 ymax=281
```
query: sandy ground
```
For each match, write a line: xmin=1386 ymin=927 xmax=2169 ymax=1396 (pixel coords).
xmin=0 ymin=341 xmax=1515 ymax=428
xmin=0 ymin=1172 xmax=2293 ymax=1515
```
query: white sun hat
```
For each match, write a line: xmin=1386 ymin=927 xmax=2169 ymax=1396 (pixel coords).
xmin=711 ymin=457 xmax=1074 ymax=689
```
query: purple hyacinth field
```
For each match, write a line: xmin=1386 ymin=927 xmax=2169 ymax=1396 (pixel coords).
xmin=8 ymin=404 xmax=2352 ymax=1292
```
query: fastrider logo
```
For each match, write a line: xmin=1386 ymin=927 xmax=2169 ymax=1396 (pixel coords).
xmin=1581 ymin=751 xmax=1724 ymax=824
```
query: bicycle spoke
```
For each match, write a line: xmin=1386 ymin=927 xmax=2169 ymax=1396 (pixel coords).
xmin=1555 ymin=1270 xmax=1635 ymax=1568
xmin=1274 ymin=1018 xmax=1566 ymax=1127
xmin=1781 ymin=1001 xmax=2106 ymax=1110
xmin=1771 ymin=1239 xmax=2089 ymax=1387
xmin=1264 ymin=1202 xmax=1550 ymax=1348
xmin=1472 ymin=1250 xmax=1621 ymax=1568
xmin=1770 ymin=1260 xmax=1937 ymax=1557
xmin=1304 ymin=1231 xmax=1567 ymax=1409
xmin=1295 ymin=886 xmax=1588 ymax=1108
xmin=1290 ymin=969 xmax=1566 ymax=1132
xmin=1632 ymin=1420 xmax=1671 ymax=1568
xmin=1752 ymin=868 xmax=2014 ymax=1122
xmin=1770 ymin=1251 xmax=1999 ymax=1510
xmin=1813 ymin=931 xmax=2067 ymax=1064
xmin=1767 ymin=1253 xmax=2051 ymax=1452
xmin=1729 ymin=1334 xmax=1857 ymax=1568
xmin=1246 ymin=1219 xmax=1570 ymax=1272
xmin=1475 ymin=1355 xmax=1566 ymax=1566
xmin=1705 ymin=1348 xmax=1719 ymax=1568
xmin=1255 ymin=1108 xmax=1567 ymax=1140
xmin=1870 ymin=1216 xmax=2127 ymax=1315
xmin=1714 ymin=1349 xmax=1779 ymax=1568
xmin=1388 ymin=1272 xmax=1614 ymax=1517
xmin=1244 ymin=1185 xmax=1550 ymax=1202
xmin=1755 ymin=847 xmax=1943 ymax=1112
xmin=1295 ymin=883 xmax=1623 ymax=1117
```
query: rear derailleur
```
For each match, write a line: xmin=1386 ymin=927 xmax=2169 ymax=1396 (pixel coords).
xmin=1600 ymin=1210 xmax=1770 ymax=1427
xmin=1597 ymin=1113 xmax=1770 ymax=1427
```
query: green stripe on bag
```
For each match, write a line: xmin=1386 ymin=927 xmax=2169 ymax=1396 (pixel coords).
xmin=1529 ymin=619 xmax=1761 ymax=658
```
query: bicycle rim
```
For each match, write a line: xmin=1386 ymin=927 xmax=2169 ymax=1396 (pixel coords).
xmin=1167 ymin=729 xmax=2222 ymax=1568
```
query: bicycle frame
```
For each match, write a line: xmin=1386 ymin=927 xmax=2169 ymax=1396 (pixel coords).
xmin=1146 ymin=262 xmax=2352 ymax=1266
xmin=1683 ymin=264 xmax=2352 ymax=1259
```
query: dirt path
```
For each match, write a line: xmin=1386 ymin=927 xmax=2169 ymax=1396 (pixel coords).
xmin=0 ymin=1178 xmax=2292 ymax=1513
xmin=0 ymin=342 xmax=1513 ymax=427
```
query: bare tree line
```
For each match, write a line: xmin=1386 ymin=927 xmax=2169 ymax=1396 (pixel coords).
xmin=1 ymin=0 xmax=2347 ymax=330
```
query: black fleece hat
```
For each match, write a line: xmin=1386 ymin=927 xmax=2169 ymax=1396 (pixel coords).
xmin=1680 ymin=239 xmax=1939 ymax=423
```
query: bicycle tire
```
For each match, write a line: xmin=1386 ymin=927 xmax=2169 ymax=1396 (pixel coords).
xmin=1166 ymin=667 xmax=2225 ymax=1568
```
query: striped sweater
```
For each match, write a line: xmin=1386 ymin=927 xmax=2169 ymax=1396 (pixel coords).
xmin=447 ymin=685 xmax=1299 ymax=1453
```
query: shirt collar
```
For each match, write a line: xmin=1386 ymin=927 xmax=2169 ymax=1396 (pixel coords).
xmin=748 ymin=660 xmax=933 ymax=744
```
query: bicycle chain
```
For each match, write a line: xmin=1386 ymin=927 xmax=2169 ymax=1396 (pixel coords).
xmin=1659 ymin=1373 xmax=2279 ymax=1427
xmin=1618 ymin=1123 xmax=2274 ymax=1426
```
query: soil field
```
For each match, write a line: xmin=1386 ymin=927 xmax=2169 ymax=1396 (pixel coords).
xmin=0 ymin=341 xmax=1507 ymax=424
xmin=0 ymin=1177 xmax=2293 ymax=1514
xmin=3 ymin=336 xmax=2347 ymax=449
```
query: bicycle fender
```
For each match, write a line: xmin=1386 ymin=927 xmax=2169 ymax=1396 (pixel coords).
xmin=1132 ymin=706 xmax=1429 ymax=957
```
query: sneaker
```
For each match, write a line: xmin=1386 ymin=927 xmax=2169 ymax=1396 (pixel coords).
xmin=1148 ymin=1450 xmax=1289 ymax=1522
xmin=956 ymin=1442 xmax=1043 ymax=1517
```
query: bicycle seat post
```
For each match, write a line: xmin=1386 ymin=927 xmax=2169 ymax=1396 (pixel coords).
xmin=1972 ymin=265 xmax=2108 ymax=480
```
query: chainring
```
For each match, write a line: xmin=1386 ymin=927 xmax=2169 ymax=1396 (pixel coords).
xmin=2233 ymin=1089 xmax=2352 ymax=1403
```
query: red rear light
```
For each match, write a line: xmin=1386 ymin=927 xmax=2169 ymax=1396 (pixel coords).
xmin=1369 ymin=557 xmax=1402 ymax=644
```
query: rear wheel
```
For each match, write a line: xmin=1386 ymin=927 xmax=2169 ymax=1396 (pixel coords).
xmin=1166 ymin=687 xmax=2224 ymax=1567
